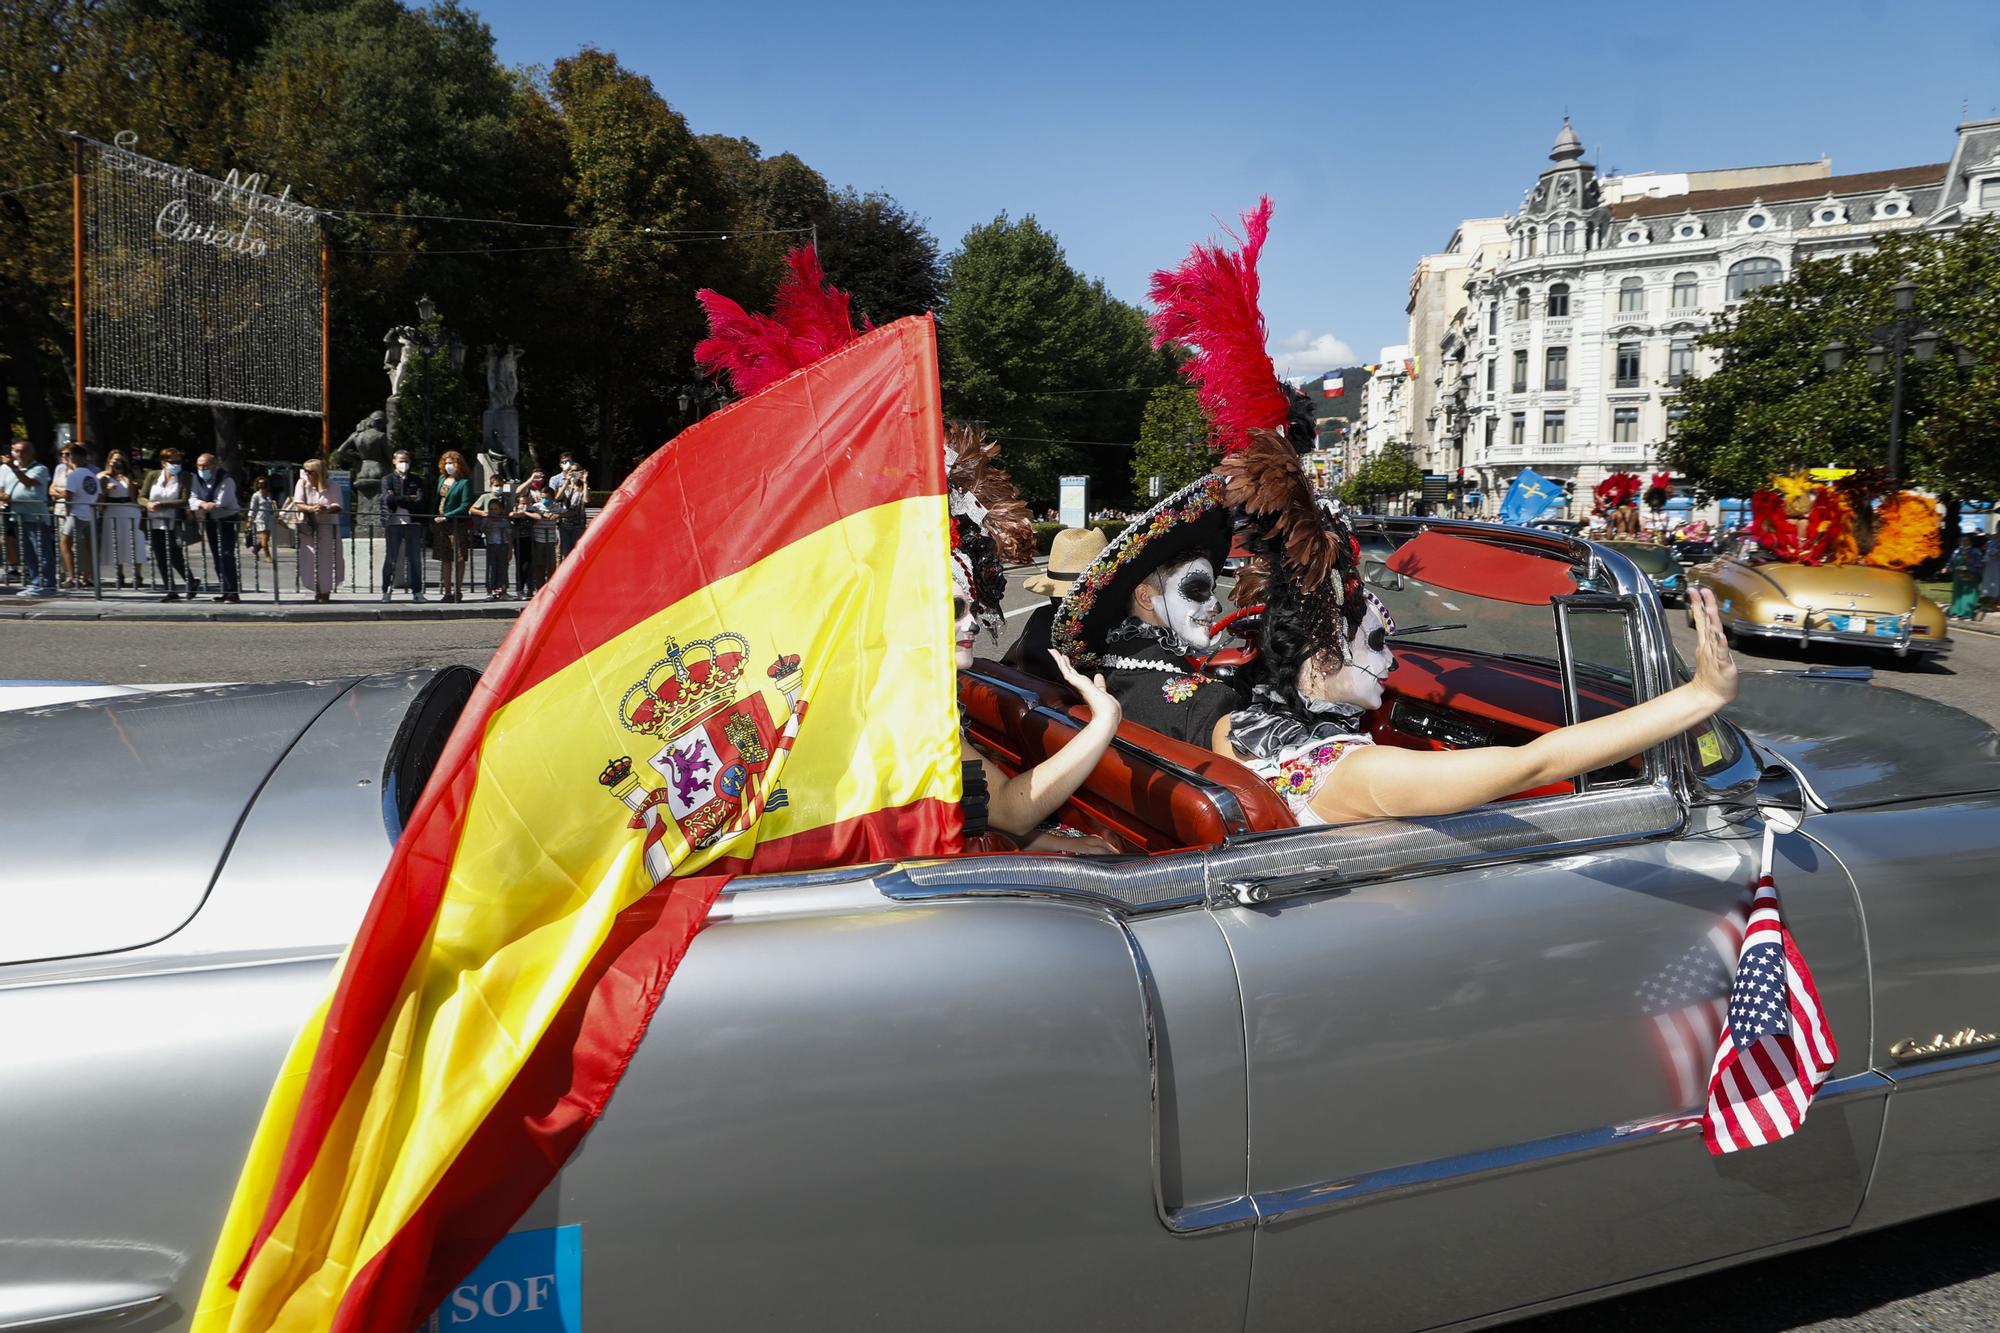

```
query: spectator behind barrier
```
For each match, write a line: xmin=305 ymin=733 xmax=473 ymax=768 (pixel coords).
xmin=53 ymin=442 xmax=99 ymax=590
xmin=142 ymin=447 xmax=196 ymax=602
xmin=2 ymin=439 xmax=57 ymax=597
xmin=97 ymin=450 xmax=145 ymax=589
xmin=291 ymin=457 xmax=345 ymax=603
xmin=435 ymin=450 xmax=473 ymax=603
xmin=189 ymin=452 xmax=242 ymax=603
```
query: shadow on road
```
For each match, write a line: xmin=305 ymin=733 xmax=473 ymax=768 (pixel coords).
xmin=1512 ymin=1198 xmax=2000 ymax=1331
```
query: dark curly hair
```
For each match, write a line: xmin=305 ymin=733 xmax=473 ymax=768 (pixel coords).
xmin=952 ymin=515 xmax=1010 ymax=619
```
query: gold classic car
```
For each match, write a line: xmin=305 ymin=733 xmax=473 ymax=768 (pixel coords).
xmin=1687 ymin=533 xmax=1951 ymax=658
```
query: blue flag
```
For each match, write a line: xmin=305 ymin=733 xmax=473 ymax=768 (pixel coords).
xmin=1499 ymin=468 xmax=1560 ymax=526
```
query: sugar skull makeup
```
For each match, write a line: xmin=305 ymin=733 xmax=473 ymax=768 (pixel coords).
xmin=1155 ymin=555 xmax=1221 ymax=651
xmin=1298 ymin=591 xmax=1397 ymax=712
xmin=951 ymin=551 xmax=980 ymax=669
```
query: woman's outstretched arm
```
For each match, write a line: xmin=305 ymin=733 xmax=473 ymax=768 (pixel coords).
xmin=1313 ymin=586 xmax=1738 ymax=823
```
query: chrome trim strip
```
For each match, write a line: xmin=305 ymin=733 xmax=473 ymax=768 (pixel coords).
xmin=1216 ymin=1072 xmax=1895 ymax=1231
xmin=1878 ymin=1044 xmax=2000 ymax=1084
xmin=0 ymin=1293 xmax=164 ymax=1331
xmin=1112 ymin=917 xmax=1260 ymax=1237
xmin=1725 ymin=619 xmax=1949 ymax=656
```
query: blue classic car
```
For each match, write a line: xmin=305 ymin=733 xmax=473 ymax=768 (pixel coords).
xmin=4 ymin=518 xmax=1999 ymax=1331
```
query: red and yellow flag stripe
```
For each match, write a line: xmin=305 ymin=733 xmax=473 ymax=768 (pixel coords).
xmin=196 ymin=317 xmax=959 ymax=1330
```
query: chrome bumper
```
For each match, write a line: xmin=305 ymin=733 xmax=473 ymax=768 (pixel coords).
xmin=1727 ymin=616 xmax=1951 ymax=657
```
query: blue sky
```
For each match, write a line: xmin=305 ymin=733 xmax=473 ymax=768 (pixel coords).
xmin=474 ymin=0 xmax=1999 ymax=377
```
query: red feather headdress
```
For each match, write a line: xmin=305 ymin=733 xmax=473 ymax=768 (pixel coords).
xmin=1147 ymin=196 xmax=1290 ymax=455
xmin=694 ymin=246 xmax=870 ymax=397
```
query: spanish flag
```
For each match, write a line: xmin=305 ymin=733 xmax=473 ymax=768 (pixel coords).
xmin=195 ymin=316 xmax=962 ymax=1330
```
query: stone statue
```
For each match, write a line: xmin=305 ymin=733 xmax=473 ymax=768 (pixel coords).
xmin=383 ymin=327 xmax=418 ymax=397
xmin=486 ymin=344 xmax=523 ymax=410
xmin=334 ymin=410 xmax=393 ymax=502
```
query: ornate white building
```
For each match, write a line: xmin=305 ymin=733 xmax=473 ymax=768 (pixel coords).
xmin=1417 ymin=115 xmax=2000 ymax=513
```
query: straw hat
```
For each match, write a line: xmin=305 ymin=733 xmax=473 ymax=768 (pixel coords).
xmin=1022 ymin=525 xmax=1109 ymax=597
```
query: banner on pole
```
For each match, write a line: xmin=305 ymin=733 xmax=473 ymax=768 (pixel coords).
xmin=83 ymin=132 xmax=324 ymax=417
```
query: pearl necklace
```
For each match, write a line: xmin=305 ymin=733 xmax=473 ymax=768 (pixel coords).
xmin=1101 ymin=654 xmax=1182 ymax=673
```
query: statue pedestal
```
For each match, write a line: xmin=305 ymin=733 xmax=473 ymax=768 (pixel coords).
xmin=483 ymin=406 xmax=520 ymax=474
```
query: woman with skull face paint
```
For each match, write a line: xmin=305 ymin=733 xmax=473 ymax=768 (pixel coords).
xmin=1216 ymin=430 xmax=1739 ymax=825
xmin=947 ymin=429 xmax=1122 ymax=848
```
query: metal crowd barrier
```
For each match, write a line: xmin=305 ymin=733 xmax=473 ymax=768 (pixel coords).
xmin=3 ymin=492 xmax=589 ymax=605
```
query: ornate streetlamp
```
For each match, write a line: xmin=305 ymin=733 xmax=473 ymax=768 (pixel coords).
xmin=1822 ymin=280 xmax=1976 ymax=483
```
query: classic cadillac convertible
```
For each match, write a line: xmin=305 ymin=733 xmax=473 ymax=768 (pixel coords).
xmin=1687 ymin=531 xmax=1951 ymax=659
xmin=5 ymin=518 xmax=2000 ymax=1332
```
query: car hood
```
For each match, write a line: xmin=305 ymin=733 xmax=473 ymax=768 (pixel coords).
xmin=1737 ymin=561 xmax=1920 ymax=611
xmin=1726 ymin=672 xmax=2000 ymax=810
xmin=0 ymin=680 xmax=359 ymax=963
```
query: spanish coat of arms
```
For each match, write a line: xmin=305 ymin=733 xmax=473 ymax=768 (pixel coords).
xmin=599 ymin=631 xmax=806 ymax=862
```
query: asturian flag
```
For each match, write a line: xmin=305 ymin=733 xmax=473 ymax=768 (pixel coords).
xmin=195 ymin=317 xmax=963 ymax=1330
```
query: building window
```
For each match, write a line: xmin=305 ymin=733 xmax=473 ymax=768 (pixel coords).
xmin=1618 ymin=277 xmax=1644 ymax=313
xmin=1613 ymin=407 xmax=1639 ymax=443
xmin=1525 ymin=227 xmax=1537 ymax=257
xmin=1509 ymin=412 xmax=1526 ymax=446
xmin=1541 ymin=411 xmax=1566 ymax=445
xmin=1563 ymin=221 xmax=1577 ymax=253
xmin=1743 ymin=211 xmax=1768 ymax=231
xmin=1615 ymin=341 xmax=1641 ymax=388
xmin=1666 ymin=405 xmax=1688 ymax=437
xmin=1671 ymin=271 xmax=1698 ymax=309
xmin=1668 ymin=338 xmax=1695 ymax=385
xmin=1726 ymin=257 xmax=1782 ymax=301
xmin=1544 ymin=345 xmax=1568 ymax=390
xmin=1879 ymin=200 xmax=1902 ymax=218
xmin=1979 ymin=178 xmax=2000 ymax=209
xmin=1547 ymin=283 xmax=1571 ymax=317
xmin=1511 ymin=349 xmax=1528 ymax=391
xmin=1485 ymin=359 xmax=1495 ymax=392
xmin=1487 ymin=302 xmax=1498 ymax=335
xmin=1514 ymin=287 xmax=1530 ymax=320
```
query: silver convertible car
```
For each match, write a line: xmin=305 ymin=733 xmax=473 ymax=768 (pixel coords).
xmin=6 ymin=518 xmax=2000 ymax=1332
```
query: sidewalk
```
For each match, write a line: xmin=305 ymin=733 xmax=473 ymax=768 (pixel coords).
xmin=0 ymin=584 xmax=522 ymax=623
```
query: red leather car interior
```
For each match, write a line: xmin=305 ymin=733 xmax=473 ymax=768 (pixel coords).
xmin=959 ymin=661 xmax=1296 ymax=851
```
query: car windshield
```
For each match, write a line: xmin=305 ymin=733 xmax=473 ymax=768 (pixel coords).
xmin=1604 ymin=542 xmax=1674 ymax=576
xmin=1357 ymin=530 xmax=1634 ymax=688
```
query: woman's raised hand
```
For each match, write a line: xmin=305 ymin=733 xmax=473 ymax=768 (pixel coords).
xmin=1049 ymin=650 xmax=1121 ymax=729
xmin=1686 ymin=585 xmax=1738 ymax=709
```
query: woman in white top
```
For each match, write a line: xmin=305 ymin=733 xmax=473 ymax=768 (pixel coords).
xmin=143 ymin=448 xmax=196 ymax=602
xmin=97 ymin=449 xmax=146 ymax=589
xmin=291 ymin=458 xmax=345 ymax=602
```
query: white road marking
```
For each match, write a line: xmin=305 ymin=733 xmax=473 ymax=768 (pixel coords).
xmin=1005 ymin=602 xmax=1045 ymax=619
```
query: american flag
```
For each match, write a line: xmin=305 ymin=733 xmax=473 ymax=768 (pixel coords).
xmin=1701 ymin=873 xmax=1838 ymax=1154
xmin=1638 ymin=911 xmax=1743 ymax=1110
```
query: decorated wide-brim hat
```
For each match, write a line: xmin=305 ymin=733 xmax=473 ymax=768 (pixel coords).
xmin=1051 ymin=474 xmax=1233 ymax=665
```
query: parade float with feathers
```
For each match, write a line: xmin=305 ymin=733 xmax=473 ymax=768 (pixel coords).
xmin=1748 ymin=468 xmax=1941 ymax=571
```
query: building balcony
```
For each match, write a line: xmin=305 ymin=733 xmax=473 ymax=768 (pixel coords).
xmin=1544 ymin=318 xmax=1573 ymax=339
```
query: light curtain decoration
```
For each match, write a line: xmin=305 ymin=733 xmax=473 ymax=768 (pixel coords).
xmin=84 ymin=133 xmax=323 ymax=416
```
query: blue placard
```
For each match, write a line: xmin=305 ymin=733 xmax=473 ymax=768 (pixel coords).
xmin=425 ymin=1225 xmax=581 ymax=1331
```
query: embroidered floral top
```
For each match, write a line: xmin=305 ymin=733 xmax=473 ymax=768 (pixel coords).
xmin=1243 ymin=733 xmax=1374 ymax=824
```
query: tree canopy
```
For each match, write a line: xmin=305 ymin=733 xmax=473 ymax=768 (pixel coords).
xmin=1129 ymin=383 xmax=1213 ymax=499
xmin=0 ymin=0 xmax=1152 ymax=501
xmin=1667 ymin=219 xmax=2000 ymax=498
xmin=939 ymin=213 xmax=1173 ymax=505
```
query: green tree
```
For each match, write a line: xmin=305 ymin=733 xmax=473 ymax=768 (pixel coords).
xmin=818 ymin=187 xmax=941 ymax=325
xmin=387 ymin=308 xmax=478 ymax=463
xmin=1340 ymin=448 xmax=1422 ymax=509
xmin=1668 ymin=219 xmax=2000 ymax=498
xmin=939 ymin=212 xmax=1172 ymax=505
xmin=1130 ymin=383 xmax=1212 ymax=498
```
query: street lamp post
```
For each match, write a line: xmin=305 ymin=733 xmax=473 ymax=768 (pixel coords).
xmin=1821 ymin=279 xmax=1973 ymax=484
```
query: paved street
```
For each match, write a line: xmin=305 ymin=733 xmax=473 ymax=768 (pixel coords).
xmin=3 ymin=571 xmax=1999 ymax=1328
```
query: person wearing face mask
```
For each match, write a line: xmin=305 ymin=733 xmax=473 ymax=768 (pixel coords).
xmin=142 ymin=447 xmax=197 ymax=601
xmin=187 ymin=452 xmax=242 ymax=602
xmin=1050 ymin=473 xmax=1245 ymax=751
xmin=96 ymin=450 xmax=145 ymax=589
xmin=434 ymin=450 xmax=472 ymax=602
xmin=380 ymin=449 xmax=427 ymax=602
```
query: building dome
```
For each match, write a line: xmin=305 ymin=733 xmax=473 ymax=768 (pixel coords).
xmin=1550 ymin=117 xmax=1584 ymax=162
